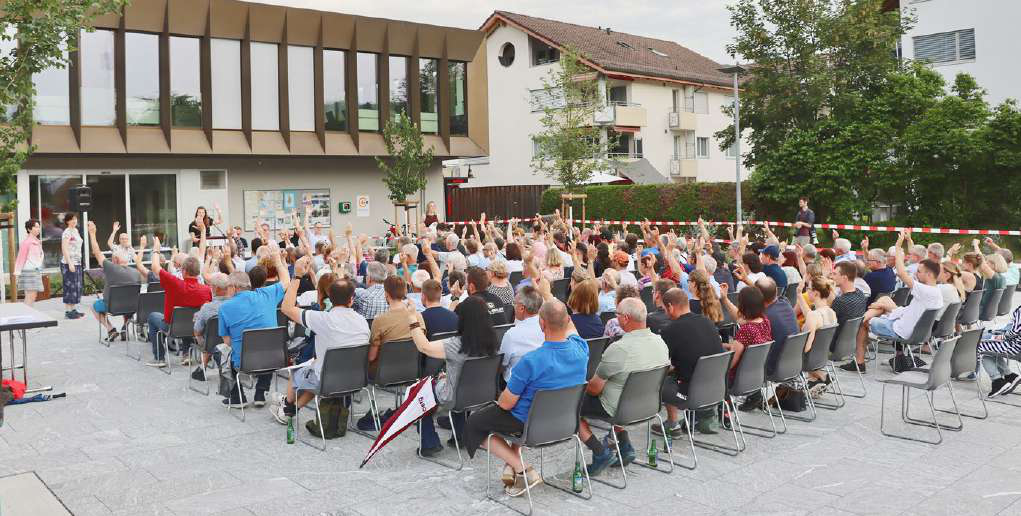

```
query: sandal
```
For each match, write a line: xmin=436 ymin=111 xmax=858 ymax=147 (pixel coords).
xmin=105 ymin=328 xmax=119 ymax=342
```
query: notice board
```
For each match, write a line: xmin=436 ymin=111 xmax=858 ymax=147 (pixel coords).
xmin=243 ymin=189 xmax=331 ymax=231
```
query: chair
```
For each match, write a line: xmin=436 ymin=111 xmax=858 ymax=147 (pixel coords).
xmin=878 ymin=337 xmax=961 ymax=445
xmin=276 ymin=308 xmax=289 ymax=328
xmin=189 ymin=315 xmax=223 ymax=396
xmin=763 ymin=331 xmax=812 ymax=433
xmin=934 ymin=328 xmax=986 ymax=420
xmin=156 ymin=306 xmax=199 ymax=376
xmin=418 ymin=353 xmax=503 ymax=469
xmin=640 ymin=286 xmax=655 ymax=314
xmin=552 ymin=278 xmax=570 ymax=302
xmin=996 ymin=287 xmax=1015 ymax=320
xmin=298 ymin=344 xmax=371 ymax=451
xmin=599 ymin=311 xmax=616 ymax=325
xmin=892 ymin=286 xmax=912 ymax=307
xmin=979 ymin=288 xmax=1005 ymax=325
xmin=585 ymin=337 xmax=609 ymax=380
xmin=421 ymin=331 xmax=457 ymax=378
xmin=670 ymin=351 xmax=735 ymax=469
xmin=589 ymin=365 xmax=673 ymax=489
xmin=932 ymin=303 xmax=961 ymax=345
xmin=797 ymin=324 xmax=839 ymax=414
xmin=98 ymin=284 xmax=141 ymax=347
xmin=874 ymin=309 xmax=939 ymax=365
xmin=230 ymin=326 xmax=288 ymax=422
xmin=146 ymin=281 xmax=163 ymax=293
xmin=492 ymin=323 xmax=514 ymax=344
xmin=509 ymin=271 xmax=523 ymax=288
xmin=826 ymin=317 xmax=866 ymax=400
xmin=726 ymin=342 xmax=776 ymax=447
xmin=957 ymin=290 xmax=983 ymax=327
xmin=783 ymin=283 xmax=800 ymax=307
xmin=356 ymin=339 xmax=420 ymax=438
xmin=129 ymin=291 xmax=165 ymax=359
xmin=485 ymin=384 xmax=590 ymax=516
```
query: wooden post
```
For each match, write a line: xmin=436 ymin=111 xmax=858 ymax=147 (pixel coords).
xmin=2 ymin=213 xmax=15 ymax=301
xmin=559 ymin=193 xmax=586 ymax=229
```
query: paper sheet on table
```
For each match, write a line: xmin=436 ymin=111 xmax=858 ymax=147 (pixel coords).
xmin=1 ymin=316 xmax=39 ymax=325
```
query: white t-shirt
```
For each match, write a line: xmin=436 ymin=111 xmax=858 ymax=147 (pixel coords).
xmin=301 ymin=306 xmax=370 ymax=375
xmin=936 ymin=284 xmax=961 ymax=320
xmin=61 ymin=227 xmax=82 ymax=265
xmin=738 ymin=272 xmax=766 ymax=291
xmin=889 ymin=281 xmax=943 ymax=338
xmin=618 ymin=270 xmax=638 ymax=287
xmin=558 ymin=249 xmax=574 ymax=268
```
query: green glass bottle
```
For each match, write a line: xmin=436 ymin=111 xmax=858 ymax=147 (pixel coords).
xmin=287 ymin=416 xmax=295 ymax=444
xmin=572 ymin=458 xmax=583 ymax=493
xmin=648 ymin=438 xmax=658 ymax=468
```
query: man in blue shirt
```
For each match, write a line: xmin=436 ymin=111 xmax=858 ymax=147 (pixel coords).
xmin=463 ymin=299 xmax=587 ymax=497
xmin=759 ymin=245 xmax=788 ymax=293
xmin=219 ymin=250 xmax=289 ymax=408
xmin=863 ymin=248 xmax=897 ymax=304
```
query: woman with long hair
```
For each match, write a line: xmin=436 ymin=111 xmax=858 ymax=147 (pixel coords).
xmin=406 ymin=296 xmax=499 ymax=456
xmin=797 ymin=277 xmax=837 ymax=392
xmin=594 ymin=242 xmax=612 ymax=278
xmin=60 ymin=213 xmax=84 ymax=319
xmin=188 ymin=205 xmax=222 ymax=240
xmin=15 ymin=219 xmax=44 ymax=306
xmin=423 ymin=201 xmax=439 ymax=227
xmin=720 ymin=283 xmax=771 ymax=368
xmin=687 ymin=269 xmax=723 ymax=323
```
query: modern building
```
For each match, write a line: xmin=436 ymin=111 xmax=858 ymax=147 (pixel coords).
xmin=887 ymin=0 xmax=1018 ymax=106
xmin=472 ymin=11 xmax=743 ymax=188
xmin=16 ymin=0 xmax=487 ymax=270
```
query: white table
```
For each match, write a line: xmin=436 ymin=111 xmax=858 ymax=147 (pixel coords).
xmin=0 ymin=303 xmax=58 ymax=394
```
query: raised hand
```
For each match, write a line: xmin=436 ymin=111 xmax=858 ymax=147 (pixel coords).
xmin=139 ymin=235 xmax=148 ymax=249
xmin=87 ymin=221 xmax=97 ymax=235
xmin=112 ymin=221 xmax=120 ymax=232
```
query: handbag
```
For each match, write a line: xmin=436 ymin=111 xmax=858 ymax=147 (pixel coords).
xmin=769 ymin=384 xmax=807 ymax=412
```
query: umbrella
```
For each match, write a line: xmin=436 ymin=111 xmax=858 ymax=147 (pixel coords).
xmin=360 ymin=376 xmax=437 ymax=468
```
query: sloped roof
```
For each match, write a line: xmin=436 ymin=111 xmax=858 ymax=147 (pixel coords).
xmin=484 ymin=11 xmax=733 ymax=88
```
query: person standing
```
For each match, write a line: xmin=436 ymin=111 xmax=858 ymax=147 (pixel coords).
xmin=423 ymin=201 xmax=440 ymax=228
xmin=60 ymin=213 xmax=84 ymax=319
xmin=15 ymin=220 xmax=44 ymax=306
xmin=793 ymin=197 xmax=815 ymax=246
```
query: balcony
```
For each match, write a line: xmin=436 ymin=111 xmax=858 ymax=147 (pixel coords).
xmin=591 ymin=102 xmax=646 ymax=127
xmin=669 ymin=156 xmax=697 ymax=178
xmin=668 ymin=110 xmax=697 ymax=131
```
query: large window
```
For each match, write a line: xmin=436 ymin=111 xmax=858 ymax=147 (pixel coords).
xmin=419 ymin=58 xmax=438 ymax=134
xmin=357 ymin=52 xmax=378 ymax=132
xmin=323 ymin=49 xmax=347 ymax=131
xmin=29 ymin=176 xmax=78 ymax=269
xmin=529 ymin=36 xmax=559 ymax=66
xmin=125 ymin=32 xmax=159 ymax=126
xmin=211 ymin=39 xmax=242 ymax=129
xmin=696 ymin=136 xmax=710 ymax=158
xmin=449 ymin=61 xmax=467 ymax=136
xmin=287 ymin=45 xmax=314 ymax=131
xmin=80 ymin=29 xmax=115 ymax=126
xmin=32 ymin=61 xmax=70 ymax=125
xmin=250 ymin=42 xmax=279 ymax=130
xmin=913 ymin=28 xmax=975 ymax=64
xmin=130 ymin=174 xmax=178 ymax=249
xmin=170 ymin=36 xmax=201 ymax=127
xmin=388 ymin=55 xmax=408 ymax=122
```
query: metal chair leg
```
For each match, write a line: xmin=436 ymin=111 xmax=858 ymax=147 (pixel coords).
xmin=782 ymin=375 xmax=818 ymax=423
xmin=813 ymin=365 xmax=848 ymax=409
xmin=629 ymin=415 xmax=675 ymax=473
xmin=417 ymin=411 xmax=468 ymax=471
xmin=591 ymin=425 xmax=628 ymax=489
xmin=905 ymin=383 xmax=964 ymax=432
xmin=691 ymin=402 xmax=741 ymax=455
xmin=936 ymin=378 xmax=989 ymax=419
xmin=879 ymin=383 xmax=943 ymax=445
xmin=675 ymin=410 xmax=698 ymax=470
xmin=187 ymin=346 xmax=210 ymax=396
xmin=158 ymin=333 xmax=172 ymax=376
xmin=297 ymin=396 xmax=328 ymax=451
xmin=728 ymin=387 xmax=779 ymax=438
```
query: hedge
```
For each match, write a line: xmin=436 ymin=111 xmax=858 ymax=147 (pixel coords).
xmin=540 ymin=183 xmax=775 ymax=224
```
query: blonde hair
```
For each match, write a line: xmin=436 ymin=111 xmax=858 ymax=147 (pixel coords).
xmin=942 ymin=262 xmax=966 ymax=300
xmin=600 ymin=268 xmax=619 ymax=293
xmin=546 ymin=248 xmax=563 ymax=268
xmin=487 ymin=259 xmax=509 ymax=279
xmin=689 ymin=269 xmax=722 ymax=323
xmin=567 ymin=279 xmax=600 ymax=315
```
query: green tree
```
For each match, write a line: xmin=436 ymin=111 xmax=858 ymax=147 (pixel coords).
xmin=0 ymin=0 xmax=127 ymax=200
xmin=376 ymin=112 xmax=434 ymax=202
xmin=530 ymin=48 xmax=618 ymax=192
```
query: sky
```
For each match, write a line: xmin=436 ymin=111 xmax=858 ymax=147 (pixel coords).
xmin=247 ymin=0 xmax=740 ymax=64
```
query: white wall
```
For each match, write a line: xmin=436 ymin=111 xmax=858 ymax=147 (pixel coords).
xmin=901 ymin=0 xmax=1019 ymax=106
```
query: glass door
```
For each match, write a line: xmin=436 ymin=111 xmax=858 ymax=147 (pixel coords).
xmin=85 ymin=174 xmax=127 ymax=261
xmin=129 ymin=174 xmax=178 ymax=249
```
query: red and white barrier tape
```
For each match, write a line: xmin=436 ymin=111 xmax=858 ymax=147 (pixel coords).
xmin=447 ymin=218 xmax=1021 ymax=236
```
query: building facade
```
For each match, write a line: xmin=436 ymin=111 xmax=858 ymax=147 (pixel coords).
xmin=472 ymin=11 xmax=743 ymax=188
xmin=17 ymin=0 xmax=487 ymax=269
xmin=893 ymin=0 xmax=1018 ymax=106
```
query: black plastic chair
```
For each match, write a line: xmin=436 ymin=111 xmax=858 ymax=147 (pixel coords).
xmin=230 ymin=326 xmax=288 ymax=422
xmin=878 ymin=337 xmax=961 ymax=445
xmin=764 ymin=331 xmax=811 ymax=433
xmin=189 ymin=315 xmax=223 ymax=396
xmin=147 ymin=281 xmax=163 ymax=292
xmin=640 ymin=286 xmax=655 ymax=314
xmin=670 ymin=351 xmax=735 ymax=468
xmin=157 ymin=306 xmax=199 ymax=376
xmin=492 ymin=323 xmax=514 ymax=345
xmin=358 ymin=339 xmax=420 ymax=438
xmin=485 ymin=384 xmax=589 ymax=515
xmin=585 ymin=337 xmax=609 ymax=380
xmin=98 ymin=284 xmax=141 ymax=348
xmin=872 ymin=309 xmax=939 ymax=365
xmin=892 ymin=286 xmax=912 ymax=307
xmin=418 ymin=353 xmax=503 ymax=470
xmin=827 ymin=317 xmax=866 ymax=400
xmin=933 ymin=303 xmax=962 ymax=344
xmin=600 ymin=311 xmax=617 ymax=325
xmin=783 ymin=283 xmax=800 ymax=307
xmin=726 ymin=342 xmax=775 ymax=447
xmin=509 ymin=271 xmax=523 ymax=289
xmin=299 ymin=344 xmax=371 ymax=451
xmin=957 ymin=290 xmax=983 ymax=327
xmin=552 ymin=278 xmax=570 ymax=302
xmin=589 ymin=365 xmax=672 ymax=489
xmin=129 ymin=291 xmax=165 ymax=359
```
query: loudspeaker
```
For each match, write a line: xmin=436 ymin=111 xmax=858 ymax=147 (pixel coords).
xmin=69 ymin=185 xmax=93 ymax=212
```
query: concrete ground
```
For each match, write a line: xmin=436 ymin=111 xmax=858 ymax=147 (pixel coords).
xmin=2 ymin=294 xmax=1021 ymax=516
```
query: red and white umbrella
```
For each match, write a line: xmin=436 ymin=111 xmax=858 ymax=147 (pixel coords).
xmin=360 ymin=376 xmax=437 ymax=468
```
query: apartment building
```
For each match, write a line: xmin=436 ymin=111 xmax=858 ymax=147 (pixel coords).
xmin=15 ymin=0 xmax=487 ymax=269
xmin=472 ymin=11 xmax=743 ymax=187
xmin=888 ymin=0 xmax=1018 ymax=105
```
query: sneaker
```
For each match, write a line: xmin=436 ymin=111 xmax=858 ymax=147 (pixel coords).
xmin=191 ymin=368 xmax=206 ymax=382
xmin=956 ymin=372 xmax=977 ymax=381
xmin=253 ymin=390 xmax=267 ymax=408
xmin=267 ymin=392 xmax=287 ymax=407
xmin=418 ymin=445 xmax=444 ymax=458
xmin=585 ymin=448 xmax=616 ymax=477
xmin=144 ymin=360 xmax=167 ymax=368
xmin=66 ymin=311 xmax=83 ymax=320
xmin=104 ymin=329 xmax=119 ymax=342
xmin=505 ymin=467 xmax=541 ymax=497
xmin=613 ymin=438 xmax=636 ymax=467
xmin=651 ymin=422 xmax=684 ymax=440
xmin=222 ymin=398 xmax=249 ymax=409
xmin=839 ymin=361 xmax=866 ymax=373
xmin=1003 ymin=373 xmax=1021 ymax=395
xmin=271 ymin=404 xmax=288 ymax=425
xmin=807 ymin=380 xmax=828 ymax=399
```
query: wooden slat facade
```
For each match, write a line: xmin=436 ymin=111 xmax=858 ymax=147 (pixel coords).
xmin=447 ymin=185 xmax=548 ymax=222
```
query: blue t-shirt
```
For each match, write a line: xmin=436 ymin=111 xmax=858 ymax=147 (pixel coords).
xmin=763 ymin=263 xmax=788 ymax=293
xmin=219 ymin=283 xmax=286 ymax=368
xmin=571 ymin=313 xmax=605 ymax=339
xmin=422 ymin=306 xmax=458 ymax=337
xmin=864 ymin=267 xmax=897 ymax=304
xmin=506 ymin=334 xmax=588 ymax=422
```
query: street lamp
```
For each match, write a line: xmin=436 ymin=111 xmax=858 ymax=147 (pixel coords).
xmin=718 ymin=64 xmax=747 ymax=226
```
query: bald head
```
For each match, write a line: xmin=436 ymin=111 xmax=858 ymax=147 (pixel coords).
xmin=539 ymin=299 xmax=571 ymax=340
xmin=755 ymin=276 xmax=778 ymax=303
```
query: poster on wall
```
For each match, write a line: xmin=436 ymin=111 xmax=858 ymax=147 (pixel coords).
xmin=356 ymin=194 xmax=370 ymax=217
xmin=244 ymin=189 xmax=331 ymax=231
